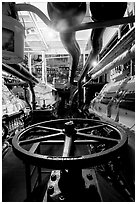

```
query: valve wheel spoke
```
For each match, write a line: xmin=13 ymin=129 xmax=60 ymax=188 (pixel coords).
xmin=76 ymin=132 xmax=119 ymax=144
xmin=77 ymin=124 xmax=106 ymax=132
xmin=37 ymin=125 xmax=62 ymax=133
xmin=19 ymin=132 xmax=65 ymax=145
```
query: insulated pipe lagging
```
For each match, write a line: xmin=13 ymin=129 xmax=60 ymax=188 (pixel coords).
xmin=47 ymin=2 xmax=86 ymax=85
xmin=60 ymin=32 xmax=80 ymax=84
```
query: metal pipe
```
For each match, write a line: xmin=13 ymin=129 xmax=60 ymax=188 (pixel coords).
xmin=3 ymin=62 xmax=38 ymax=84
xmin=88 ymin=27 xmax=135 ymax=76
xmin=91 ymin=44 xmax=135 ymax=80
xmin=15 ymin=4 xmax=134 ymax=32
xmin=70 ymin=16 xmax=135 ymax=32
xmin=62 ymin=135 xmax=73 ymax=157
xmin=29 ymin=83 xmax=36 ymax=110
xmin=78 ymin=27 xmax=105 ymax=107
xmin=42 ymin=51 xmax=45 ymax=83
xmin=15 ymin=3 xmax=52 ymax=28
xmin=18 ymin=63 xmax=39 ymax=83
xmin=2 ymin=63 xmax=32 ymax=83
xmin=4 ymin=82 xmax=27 ymax=86
xmin=28 ymin=53 xmax=32 ymax=74
xmin=23 ymin=86 xmax=32 ymax=110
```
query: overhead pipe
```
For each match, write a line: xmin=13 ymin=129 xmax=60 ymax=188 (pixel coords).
xmin=91 ymin=44 xmax=135 ymax=80
xmin=78 ymin=28 xmax=105 ymax=84
xmin=3 ymin=58 xmax=39 ymax=83
xmin=69 ymin=16 xmax=135 ymax=32
xmin=18 ymin=63 xmax=39 ymax=83
xmin=78 ymin=27 xmax=105 ymax=107
xmin=15 ymin=3 xmax=52 ymax=29
xmin=88 ymin=27 xmax=135 ymax=76
xmin=4 ymin=82 xmax=27 ymax=87
xmin=80 ymin=2 xmax=128 ymax=83
xmin=2 ymin=63 xmax=33 ymax=83
xmin=2 ymin=63 xmax=38 ymax=85
xmin=15 ymin=4 xmax=135 ymax=32
xmin=15 ymin=2 xmax=133 ymax=107
xmin=16 ymin=3 xmax=86 ymax=85
xmin=47 ymin=2 xmax=86 ymax=85
xmin=77 ymin=2 xmax=127 ymax=107
xmin=15 ymin=3 xmax=134 ymax=87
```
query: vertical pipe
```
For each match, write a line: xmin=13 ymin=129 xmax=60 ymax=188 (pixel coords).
xmin=42 ymin=51 xmax=45 ymax=83
xmin=130 ymin=59 xmax=134 ymax=76
xmin=83 ymin=50 xmax=86 ymax=103
xmin=45 ymin=58 xmax=47 ymax=84
xmin=68 ymin=55 xmax=72 ymax=83
xmin=29 ymin=83 xmax=36 ymax=110
xmin=23 ymin=86 xmax=32 ymax=110
xmin=28 ymin=53 xmax=32 ymax=74
xmin=117 ymin=26 xmax=121 ymax=39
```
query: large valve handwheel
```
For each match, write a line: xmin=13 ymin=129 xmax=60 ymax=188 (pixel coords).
xmin=12 ymin=118 xmax=127 ymax=169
